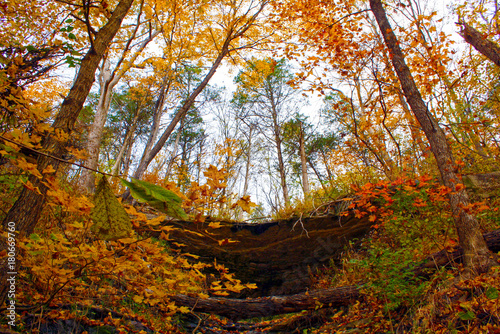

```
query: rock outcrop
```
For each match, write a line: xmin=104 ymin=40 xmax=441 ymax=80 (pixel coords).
xmin=158 ymin=200 xmax=372 ymax=296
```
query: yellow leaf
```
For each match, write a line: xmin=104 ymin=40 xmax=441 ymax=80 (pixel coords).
xmin=232 ymin=195 xmax=257 ymax=213
xmin=246 ymin=283 xmax=258 ymax=289
xmin=178 ymin=306 xmax=190 ymax=314
xmin=117 ymin=237 xmax=136 ymax=244
xmin=160 ymin=231 xmax=171 ymax=241
xmin=132 ymin=295 xmax=144 ymax=304
xmin=212 ymin=291 xmax=230 ymax=296
xmin=217 ymin=238 xmax=239 ymax=246
xmin=147 ymin=215 xmax=166 ymax=226
xmin=208 ymin=221 xmax=223 ymax=229
xmin=198 ymin=292 xmax=209 ymax=299
xmin=160 ymin=225 xmax=177 ymax=232
xmin=42 ymin=165 xmax=56 ymax=174
xmin=184 ymin=253 xmax=200 ymax=259
xmin=22 ymin=180 xmax=42 ymax=194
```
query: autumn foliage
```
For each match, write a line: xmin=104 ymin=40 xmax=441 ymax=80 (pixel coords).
xmin=2 ymin=0 xmax=500 ymax=332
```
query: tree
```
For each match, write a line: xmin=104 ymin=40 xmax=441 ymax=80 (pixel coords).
xmin=232 ymin=58 xmax=298 ymax=208
xmin=282 ymin=113 xmax=312 ymax=196
xmin=1 ymin=0 xmax=135 ymax=306
xmin=78 ymin=0 xmax=159 ymax=192
xmin=105 ymin=86 xmax=156 ymax=177
xmin=369 ymin=0 xmax=495 ymax=274
xmin=274 ymin=0 xmax=496 ymax=273
xmin=126 ymin=0 xmax=270 ymax=187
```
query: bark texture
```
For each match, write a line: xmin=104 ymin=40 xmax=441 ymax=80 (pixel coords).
xmin=369 ymin=0 xmax=495 ymax=274
xmin=459 ymin=22 xmax=500 ymax=67
xmin=171 ymin=286 xmax=360 ymax=321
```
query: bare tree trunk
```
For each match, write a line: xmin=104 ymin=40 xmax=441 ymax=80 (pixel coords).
xmin=79 ymin=23 xmax=159 ymax=192
xmin=299 ymin=121 xmax=310 ymax=196
xmin=370 ymin=0 xmax=495 ymax=274
xmin=122 ymin=137 xmax=135 ymax=177
xmin=171 ymin=286 xmax=360 ymax=321
xmin=0 ymin=0 xmax=134 ymax=306
xmin=308 ymin=159 xmax=327 ymax=191
xmin=111 ymin=109 xmax=140 ymax=176
xmin=137 ymin=83 xmax=167 ymax=171
xmin=79 ymin=58 xmax=114 ymax=191
xmin=164 ymin=116 xmax=184 ymax=181
xmin=130 ymin=47 xmax=229 ymax=182
xmin=242 ymin=125 xmax=254 ymax=197
xmin=459 ymin=22 xmax=500 ymax=67
xmin=271 ymin=109 xmax=290 ymax=207
xmin=238 ymin=125 xmax=254 ymax=220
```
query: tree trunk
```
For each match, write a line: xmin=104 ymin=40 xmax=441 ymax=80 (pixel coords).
xmin=238 ymin=125 xmax=254 ymax=220
xmin=164 ymin=118 xmax=183 ymax=181
xmin=79 ymin=58 xmax=114 ymax=191
xmin=80 ymin=26 xmax=159 ymax=192
xmin=130 ymin=45 xmax=230 ymax=182
xmin=299 ymin=121 xmax=310 ymax=196
xmin=308 ymin=159 xmax=327 ymax=191
xmin=370 ymin=0 xmax=495 ymax=274
xmin=242 ymin=125 xmax=253 ymax=197
xmin=0 ymin=0 xmax=134 ymax=306
xmin=136 ymin=83 xmax=167 ymax=172
xmin=268 ymin=91 xmax=290 ymax=208
xmin=274 ymin=122 xmax=290 ymax=208
xmin=459 ymin=22 xmax=500 ymax=68
xmin=111 ymin=109 xmax=140 ymax=176
xmin=122 ymin=136 xmax=135 ymax=177
xmin=171 ymin=286 xmax=360 ymax=321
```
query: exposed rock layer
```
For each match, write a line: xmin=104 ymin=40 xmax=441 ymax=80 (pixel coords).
xmin=159 ymin=201 xmax=371 ymax=297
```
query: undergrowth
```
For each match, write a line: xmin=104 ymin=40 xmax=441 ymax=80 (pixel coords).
xmin=310 ymin=175 xmax=500 ymax=333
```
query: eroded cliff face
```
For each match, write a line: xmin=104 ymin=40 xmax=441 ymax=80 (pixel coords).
xmin=156 ymin=202 xmax=372 ymax=297
xmin=147 ymin=172 xmax=500 ymax=297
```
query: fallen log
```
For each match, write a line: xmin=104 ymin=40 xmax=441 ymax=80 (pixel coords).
xmin=413 ymin=227 xmax=500 ymax=277
xmin=172 ymin=228 xmax=500 ymax=320
xmin=171 ymin=286 xmax=360 ymax=321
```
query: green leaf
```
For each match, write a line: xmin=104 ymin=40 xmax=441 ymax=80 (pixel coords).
xmin=29 ymin=233 xmax=41 ymax=241
xmin=121 ymin=178 xmax=188 ymax=220
xmin=458 ymin=310 xmax=475 ymax=321
xmin=66 ymin=19 xmax=73 ymax=23
xmin=91 ymin=176 xmax=132 ymax=241
xmin=485 ymin=287 xmax=499 ymax=300
xmin=68 ymin=33 xmax=76 ymax=40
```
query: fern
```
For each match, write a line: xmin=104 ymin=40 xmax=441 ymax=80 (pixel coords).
xmin=91 ymin=176 xmax=132 ymax=240
xmin=121 ymin=178 xmax=188 ymax=220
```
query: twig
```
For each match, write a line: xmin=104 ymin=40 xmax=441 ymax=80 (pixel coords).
xmin=0 ymin=135 xmax=121 ymax=178
xmin=292 ymin=212 xmax=309 ymax=238
xmin=190 ymin=297 xmax=203 ymax=334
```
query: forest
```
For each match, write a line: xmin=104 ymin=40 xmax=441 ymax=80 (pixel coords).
xmin=1 ymin=0 xmax=500 ymax=332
